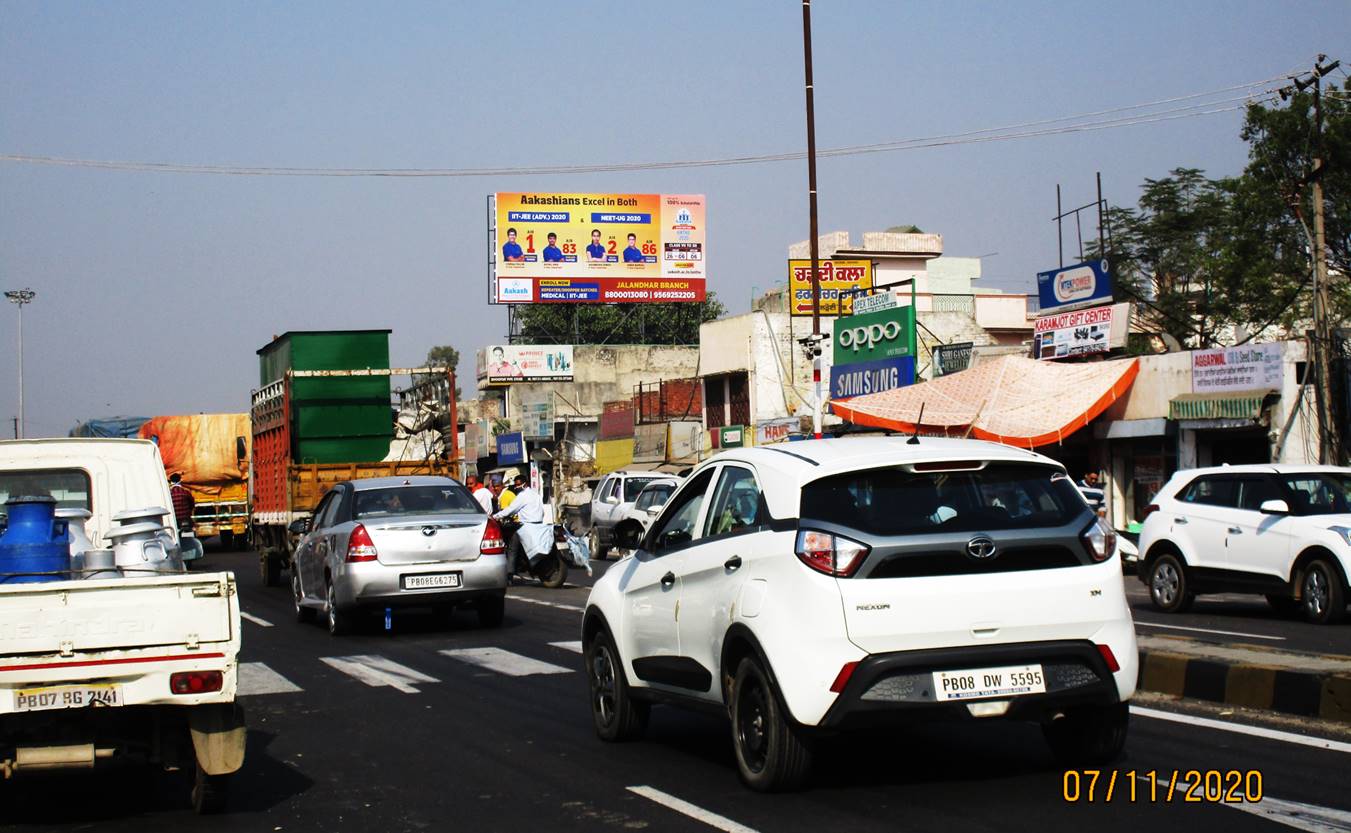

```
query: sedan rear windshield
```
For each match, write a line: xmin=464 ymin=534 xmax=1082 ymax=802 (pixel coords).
xmin=354 ymin=485 xmax=481 ymax=519
xmin=801 ymin=463 xmax=1085 ymax=536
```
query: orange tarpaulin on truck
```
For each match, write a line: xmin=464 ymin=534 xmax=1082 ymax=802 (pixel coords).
xmin=830 ymin=355 xmax=1139 ymax=448
xmin=137 ymin=414 xmax=250 ymax=485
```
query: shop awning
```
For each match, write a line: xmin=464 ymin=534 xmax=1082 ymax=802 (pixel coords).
xmin=1168 ymin=389 xmax=1276 ymax=421
xmin=830 ymin=355 xmax=1140 ymax=448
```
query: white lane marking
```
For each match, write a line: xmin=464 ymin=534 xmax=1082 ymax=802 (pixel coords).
xmin=439 ymin=647 xmax=572 ymax=677
xmin=320 ymin=655 xmax=438 ymax=694
xmin=627 ymin=786 xmax=759 ymax=833
xmin=238 ymin=662 xmax=302 ymax=696
xmin=1135 ymin=776 xmax=1351 ymax=833
xmin=1131 ymin=706 xmax=1351 ymax=754
xmin=549 ymin=641 xmax=583 ymax=654
xmin=1134 ymin=620 xmax=1284 ymax=640
xmin=509 ymin=594 xmax=585 ymax=613
xmin=239 ymin=611 xmax=274 ymax=628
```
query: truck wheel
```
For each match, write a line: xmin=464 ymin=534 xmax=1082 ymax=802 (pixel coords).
xmin=326 ymin=580 xmax=353 ymax=636
xmin=261 ymin=553 xmax=281 ymax=587
xmin=731 ymin=656 xmax=813 ymax=792
xmin=588 ymin=528 xmax=604 ymax=561
xmin=190 ymin=757 xmax=230 ymax=814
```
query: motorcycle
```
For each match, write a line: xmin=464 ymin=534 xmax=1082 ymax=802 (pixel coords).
xmin=499 ymin=521 xmax=574 ymax=588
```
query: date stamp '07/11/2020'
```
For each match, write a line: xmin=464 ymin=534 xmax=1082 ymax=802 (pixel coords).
xmin=1062 ymin=770 xmax=1263 ymax=804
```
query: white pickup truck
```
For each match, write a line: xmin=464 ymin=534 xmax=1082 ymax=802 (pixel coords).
xmin=0 ymin=438 xmax=245 ymax=813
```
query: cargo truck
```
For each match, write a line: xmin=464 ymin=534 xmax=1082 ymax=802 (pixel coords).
xmin=249 ymin=331 xmax=458 ymax=586
xmin=138 ymin=414 xmax=251 ymax=549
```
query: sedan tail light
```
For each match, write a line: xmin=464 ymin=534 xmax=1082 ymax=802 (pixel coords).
xmin=795 ymin=529 xmax=870 ymax=577
xmin=170 ymin=670 xmax=223 ymax=695
xmin=480 ymin=518 xmax=506 ymax=556
xmin=346 ymin=523 xmax=378 ymax=563
xmin=1080 ymin=518 xmax=1116 ymax=563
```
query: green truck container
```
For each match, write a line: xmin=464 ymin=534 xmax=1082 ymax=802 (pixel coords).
xmin=256 ymin=330 xmax=394 ymax=464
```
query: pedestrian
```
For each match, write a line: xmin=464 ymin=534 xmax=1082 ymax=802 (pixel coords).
xmin=467 ymin=475 xmax=494 ymax=514
xmin=1078 ymin=470 xmax=1101 ymax=489
xmin=168 ymin=472 xmax=195 ymax=532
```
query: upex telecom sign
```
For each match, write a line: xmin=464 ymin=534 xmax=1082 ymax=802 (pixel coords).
xmin=490 ymin=192 xmax=706 ymax=303
xmin=1036 ymin=260 xmax=1113 ymax=313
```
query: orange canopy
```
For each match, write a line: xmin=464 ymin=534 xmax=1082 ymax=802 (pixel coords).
xmin=830 ymin=355 xmax=1139 ymax=448
xmin=138 ymin=414 xmax=251 ymax=484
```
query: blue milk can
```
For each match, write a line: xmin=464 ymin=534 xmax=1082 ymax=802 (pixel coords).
xmin=0 ymin=496 xmax=70 ymax=584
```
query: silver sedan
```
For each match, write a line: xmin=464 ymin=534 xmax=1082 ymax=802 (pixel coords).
xmin=290 ymin=476 xmax=508 ymax=634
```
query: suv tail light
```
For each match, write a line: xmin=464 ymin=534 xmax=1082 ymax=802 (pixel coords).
xmin=1096 ymin=644 xmax=1120 ymax=673
xmin=346 ymin=523 xmax=378 ymax=563
xmin=480 ymin=518 xmax=506 ymax=555
xmin=1080 ymin=518 xmax=1116 ymax=563
xmin=1140 ymin=503 xmax=1159 ymax=521
xmin=170 ymin=670 xmax=223 ymax=695
xmin=795 ymin=529 xmax=870 ymax=577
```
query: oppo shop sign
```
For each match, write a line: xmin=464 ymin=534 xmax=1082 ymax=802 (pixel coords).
xmin=832 ymin=305 xmax=917 ymax=365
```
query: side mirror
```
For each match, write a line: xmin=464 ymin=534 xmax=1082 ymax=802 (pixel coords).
xmin=1259 ymin=499 xmax=1290 ymax=515
xmin=605 ymin=495 xmax=621 ymax=504
xmin=236 ymin=436 xmax=247 ymax=461
xmin=288 ymin=518 xmax=312 ymax=535
xmin=647 ymin=506 xmax=662 ymax=516
xmin=613 ymin=523 xmax=644 ymax=550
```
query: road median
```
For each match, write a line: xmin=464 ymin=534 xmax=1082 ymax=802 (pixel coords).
xmin=1137 ymin=634 xmax=1351 ymax=723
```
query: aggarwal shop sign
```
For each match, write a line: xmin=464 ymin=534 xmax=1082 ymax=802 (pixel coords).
xmin=829 ymin=305 xmax=917 ymax=400
xmin=490 ymin=192 xmax=706 ymax=303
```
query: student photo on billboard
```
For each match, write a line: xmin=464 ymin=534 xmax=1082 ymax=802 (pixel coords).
xmin=586 ymin=229 xmax=606 ymax=262
xmin=542 ymin=232 xmax=563 ymax=263
xmin=623 ymin=233 xmax=644 ymax=263
xmin=502 ymin=228 xmax=524 ymax=262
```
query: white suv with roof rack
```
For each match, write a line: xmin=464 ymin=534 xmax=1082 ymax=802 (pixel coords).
xmin=582 ymin=437 xmax=1136 ymax=791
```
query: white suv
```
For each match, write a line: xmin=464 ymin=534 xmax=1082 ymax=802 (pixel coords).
xmin=1137 ymin=465 xmax=1351 ymax=624
xmin=582 ymin=437 xmax=1137 ymax=791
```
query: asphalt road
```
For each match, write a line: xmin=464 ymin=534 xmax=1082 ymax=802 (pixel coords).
xmin=4 ymin=550 xmax=1350 ymax=833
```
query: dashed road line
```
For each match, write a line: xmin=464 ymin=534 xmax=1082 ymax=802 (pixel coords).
xmin=627 ymin=786 xmax=759 ymax=833
xmin=238 ymin=662 xmax=302 ymax=696
xmin=1134 ymin=620 xmax=1284 ymax=640
xmin=1131 ymin=706 xmax=1351 ymax=753
xmin=440 ymin=647 xmax=572 ymax=677
xmin=509 ymin=594 xmax=585 ymax=613
xmin=1133 ymin=775 xmax=1351 ymax=832
xmin=549 ymin=641 xmax=583 ymax=653
xmin=240 ymin=611 xmax=274 ymax=628
xmin=320 ymin=655 xmax=439 ymax=694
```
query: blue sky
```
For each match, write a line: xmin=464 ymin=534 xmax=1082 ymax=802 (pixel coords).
xmin=1 ymin=0 xmax=1347 ymax=435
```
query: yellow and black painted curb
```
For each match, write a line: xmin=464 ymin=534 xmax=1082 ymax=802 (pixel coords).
xmin=1138 ymin=649 xmax=1351 ymax=723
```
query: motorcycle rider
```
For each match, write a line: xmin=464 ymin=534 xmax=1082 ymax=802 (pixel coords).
xmin=493 ymin=475 xmax=552 ymax=575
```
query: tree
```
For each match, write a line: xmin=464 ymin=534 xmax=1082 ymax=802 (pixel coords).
xmin=421 ymin=345 xmax=461 ymax=398
xmin=514 ymin=294 xmax=727 ymax=345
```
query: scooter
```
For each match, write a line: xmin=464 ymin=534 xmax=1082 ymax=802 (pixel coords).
xmin=499 ymin=520 xmax=569 ymax=588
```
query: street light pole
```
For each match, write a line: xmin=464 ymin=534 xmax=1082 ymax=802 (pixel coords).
xmin=4 ymin=288 xmax=36 ymax=439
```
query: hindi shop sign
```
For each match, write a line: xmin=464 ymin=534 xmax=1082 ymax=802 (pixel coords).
xmin=1036 ymin=260 xmax=1113 ymax=313
xmin=788 ymin=259 xmax=874 ymax=317
xmin=1191 ymin=344 xmax=1284 ymax=393
xmin=830 ymin=356 xmax=916 ymax=400
xmin=1034 ymin=304 xmax=1116 ymax=360
xmin=832 ymin=305 xmax=917 ymax=365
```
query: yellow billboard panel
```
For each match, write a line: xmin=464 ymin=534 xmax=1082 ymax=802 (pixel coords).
xmin=788 ymin=259 xmax=874 ymax=317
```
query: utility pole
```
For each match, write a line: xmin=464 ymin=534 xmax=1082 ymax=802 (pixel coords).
xmin=801 ymin=0 xmax=826 ymax=438
xmin=1288 ymin=55 xmax=1342 ymax=464
xmin=4 ymin=288 xmax=35 ymax=439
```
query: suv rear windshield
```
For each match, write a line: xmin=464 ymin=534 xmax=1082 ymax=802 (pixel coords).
xmin=354 ymin=485 xmax=480 ymax=519
xmin=801 ymin=463 xmax=1085 ymax=535
xmin=624 ymin=477 xmax=661 ymax=502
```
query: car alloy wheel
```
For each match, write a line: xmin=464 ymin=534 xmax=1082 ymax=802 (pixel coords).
xmin=326 ymin=581 xmax=350 ymax=635
xmin=591 ymin=642 xmax=618 ymax=728
xmin=1305 ymin=568 xmax=1329 ymax=618
xmin=1151 ymin=560 xmax=1180 ymax=607
xmin=292 ymin=568 xmax=314 ymax=623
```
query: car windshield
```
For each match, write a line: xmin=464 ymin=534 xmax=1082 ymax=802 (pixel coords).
xmin=353 ymin=485 xmax=480 ymax=519
xmin=1281 ymin=473 xmax=1351 ymax=515
xmin=624 ymin=477 xmax=661 ymax=502
xmin=801 ymin=462 xmax=1085 ymax=535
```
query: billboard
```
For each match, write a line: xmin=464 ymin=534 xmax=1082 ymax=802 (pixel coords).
xmin=832 ymin=305 xmax=917 ymax=365
xmin=519 ymin=400 xmax=556 ymax=439
xmin=477 ymin=345 xmax=574 ymax=383
xmin=788 ymin=259 xmax=873 ymax=317
xmin=492 ymin=192 xmax=706 ymax=303
xmin=1036 ymin=260 xmax=1113 ymax=313
xmin=1033 ymin=302 xmax=1131 ymax=359
xmin=830 ymin=356 xmax=916 ymax=400
xmin=1192 ymin=343 xmax=1283 ymax=393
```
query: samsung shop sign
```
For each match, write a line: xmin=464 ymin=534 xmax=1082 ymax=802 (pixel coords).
xmin=830 ymin=305 xmax=917 ymax=400
xmin=1036 ymin=259 xmax=1113 ymax=313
